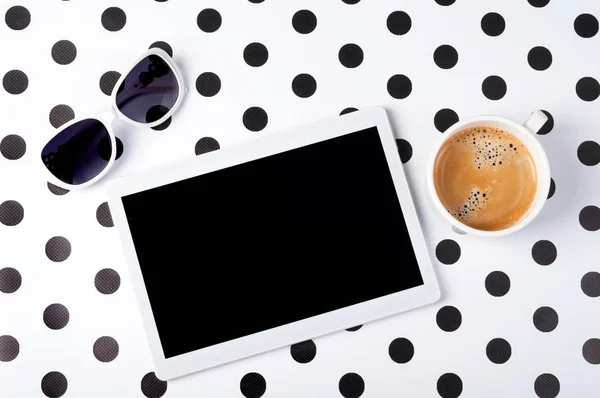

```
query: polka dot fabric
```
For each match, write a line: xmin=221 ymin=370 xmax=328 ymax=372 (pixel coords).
xmin=1 ymin=1 xmax=599 ymax=397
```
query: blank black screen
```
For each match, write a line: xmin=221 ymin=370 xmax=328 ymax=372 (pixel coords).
xmin=122 ymin=127 xmax=424 ymax=358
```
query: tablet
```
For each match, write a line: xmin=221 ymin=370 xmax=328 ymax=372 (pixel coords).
xmin=107 ymin=107 xmax=440 ymax=380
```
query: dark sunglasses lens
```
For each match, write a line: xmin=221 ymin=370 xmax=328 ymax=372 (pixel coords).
xmin=115 ymin=54 xmax=179 ymax=124
xmin=41 ymin=119 xmax=113 ymax=185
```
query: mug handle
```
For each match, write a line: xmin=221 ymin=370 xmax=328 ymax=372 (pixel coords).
xmin=524 ymin=110 xmax=549 ymax=134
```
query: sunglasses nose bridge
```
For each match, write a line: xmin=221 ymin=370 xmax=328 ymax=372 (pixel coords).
xmin=102 ymin=106 xmax=118 ymax=121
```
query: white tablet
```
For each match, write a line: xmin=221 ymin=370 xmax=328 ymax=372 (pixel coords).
xmin=106 ymin=107 xmax=440 ymax=380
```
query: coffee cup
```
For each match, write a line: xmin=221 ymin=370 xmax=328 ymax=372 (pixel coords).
xmin=426 ymin=111 xmax=551 ymax=236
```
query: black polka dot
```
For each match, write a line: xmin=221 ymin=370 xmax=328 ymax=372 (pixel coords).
xmin=240 ymin=372 xmax=266 ymax=398
xmin=41 ymin=371 xmax=68 ymax=398
xmin=244 ymin=43 xmax=269 ymax=67
xmin=248 ymin=0 xmax=264 ymax=3
xmin=486 ymin=338 xmax=511 ymax=364
xmin=339 ymin=44 xmax=363 ymax=68
xmin=114 ymin=138 xmax=124 ymax=159
xmin=435 ymin=0 xmax=456 ymax=5
xmin=387 ymin=74 xmax=412 ymax=99
xmin=292 ymin=73 xmax=317 ymax=98
xmin=197 ymin=8 xmax=221 ymax=33
xmin=583 ymin=338 xmax=600 ymax=364
xmin=485 ymin=271 xmax=510 ymax=297
xmin=396 ymin=139 xmax=413 ymax=163
xmin=581 ymin=272 xmax=600 ymax=298
xmin=141 ymin=372 xmax=167 ymax=398
xmin=340 ymin=107 xmax=358 ymax=115
xmin=5 ymin=6 xmax=30 ymax=30
xmin=339 ymin=373 xmax=364 ymax=398
xmin=434 ymin=108 xmax=459 ymax=132
xmin=437 ymin=373 xmax=462 ymax=398
xmin=547 ymin=178 xmax=556 ymax=199
xmin=342 ymin=0 xmax=361 ymax=4
xmin=533 ymin=306 xmax=558 ymax=332
xmin=195 ymin=137 xmax=220 ymax=155
xmin=388 ymin=337 xmax=414 ymax=364
xmin=435 ymin=239 xmax=461 ymax=265
xmin=1 ymin=134 xmax=26 ymax=160
xmin=95 ymin=268 xmax=120 ymax=294
xmin=51 ymin=40 xmax=77 ymax=65
xmin=290 ymin=339 xmax=317 ymax=363
xmin=574 ymin=14 xmax=598 ymax=38
xmin=528 ymin=0 xmax=550 ymax=7
xmin=45 ymin=236 xmax=71 ymax=262
xmin=115 ymin=138 xmax=128 ymax=159
xmin=528 ymin=46 xmax=552 ymax=71
xmin=196 ymin=72 xmax=221 ymax=97
xmin=537 ymin=110 xmax=554 ymax=135
xmin=531 ymin=240 xmax=557 ymax=266
xmin=387 ymin=11 xmax=411 ymax=36
xmin=49 ymin=105 xmax=75 ymax=129
xmin=243 ymin=107 xmax=268 ymax=132
xmin=481 ymin=12 xmax=505 ymax=37
xmin=0 ymin=200 xmax=24 ymax=226
xmin=579 ymin=205 xmax=600 ymax=231
xmin=346 ymin=325 xmax=362 ymax=331
xmin=96 ymin=202 xmax=113 ymax=228
xmin=3 ymin=70 xmax=28 ymax=94
xmin=436 ymin=306 xmax=462 ymax=332
xmin=151 ymin=117 xmax=171 ymax=131
xmin=534 ymin=374 xmax=560 ymax=398
xmin=434 ymin=45 xmax=458 ymax=69
xmin=101 ymin=7 xmax=126 ymax=32
xmin=93 ymin=336 xmax=119 ymax=362
xmin=0 ymin=267 xmax=21 ymax=294
xmin=0 ymin=335 xmax=19 ymax=362
xmin=576 ymin=77 xmax=600 ymax=101
xmin=47 ymin=182 xmax=69 ymax=196
xmin=577 ymin=141 xmax=600 ymax=166
xmin=149 ymin=41 xmax=173 ymax=57
xmin=43 ymin=303 xmax=69 ymax=330
xmin=99 ymin=71 xmax=121 ymax=96
xmin=292 ymin=10 xmax=317 ymax=34
xmin=482 ymin=75 xmax=507 ymax=100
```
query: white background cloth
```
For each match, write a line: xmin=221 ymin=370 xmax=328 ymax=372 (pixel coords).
xmin=1 ymin=0 xmax=599 ymax=397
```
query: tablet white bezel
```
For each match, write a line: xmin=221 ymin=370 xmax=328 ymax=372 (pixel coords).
xmin=106 ymin=106 xmax=440 ymax=380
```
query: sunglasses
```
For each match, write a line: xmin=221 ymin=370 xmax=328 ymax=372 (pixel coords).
xmin=41 ymin=48 xmax=185 ymax=189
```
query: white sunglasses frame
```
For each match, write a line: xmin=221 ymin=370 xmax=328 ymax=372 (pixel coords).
xmin=42 ymin=48 xmax=186 ymax=190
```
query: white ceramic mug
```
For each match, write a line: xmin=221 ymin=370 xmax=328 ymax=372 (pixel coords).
xmin=426 ymin=111 xmax=551 ymax=237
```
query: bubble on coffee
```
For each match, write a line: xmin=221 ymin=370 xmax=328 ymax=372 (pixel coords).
xmin=434 ymin=126 xmax=537 ymax=231
xmin=452 ymin=187 xmax=489 ymax=222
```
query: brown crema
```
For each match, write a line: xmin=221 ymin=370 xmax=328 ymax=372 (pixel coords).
xmin=434 ymin=126 xmax=537 ymax=231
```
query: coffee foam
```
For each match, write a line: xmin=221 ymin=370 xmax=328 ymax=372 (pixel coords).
xmin=466 ymin=126 xmax=523 ymax=170
xmin=442 ymin=126 xmax=529 ymax=225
